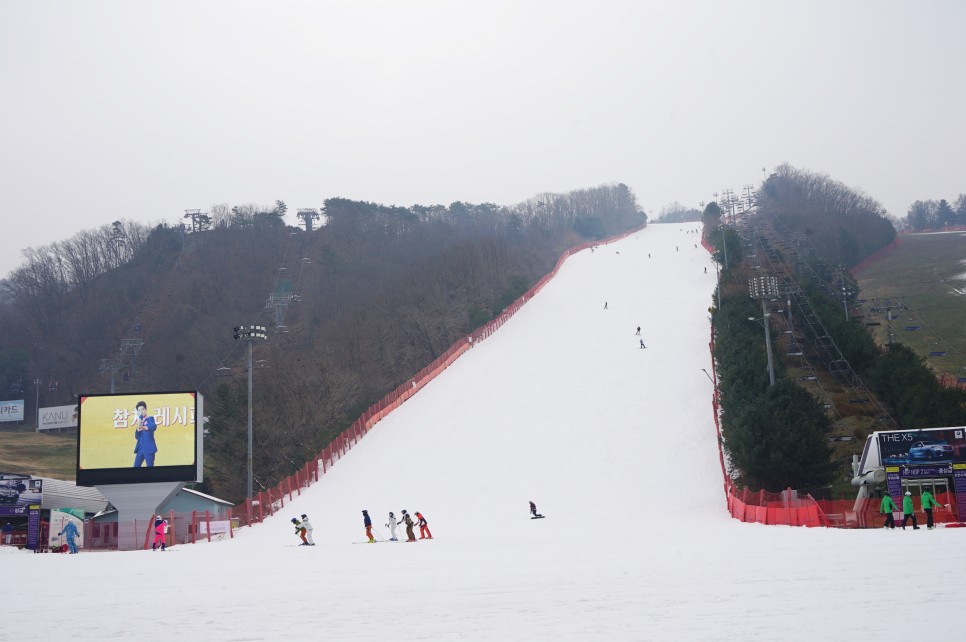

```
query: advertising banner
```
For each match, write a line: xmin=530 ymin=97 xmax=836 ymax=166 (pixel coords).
xmin=26 ymin=505 xmax=40 ymax=550
xmin=76 ymin=391 xmax=203 ymax=486
xmin=877 ymin=427 xmax=966 ymax=466
xmin=48 ymin=507 xmax=85 ymax=552
xmin=38 ymin=404 xmax=79 ymax=431
xmin=0 ymin=478 xmax=43 ymax=516
xmin=0 ymin=400 xmax=25 ymax=423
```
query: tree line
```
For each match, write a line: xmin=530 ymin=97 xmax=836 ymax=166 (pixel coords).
xmin=901 ymin=196 xmax=966 ymax=232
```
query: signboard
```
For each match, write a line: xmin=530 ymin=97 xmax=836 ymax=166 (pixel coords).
xmin=38 ymin=404 xmax=79 ymax=431
xmin=26 ymin=505 xmax=40 ymax=550
xmin=877 ymin=428 xmax=966 ymax=466
xmin=0 ymin=478 xmax=43 ymax=516
xmin=952 ymin=464 xmax=966 ymax=522
xmin=76 ymin=391 xmax=204 ymax=486
xmin=0 ymin=400 xmax=25 ymax=423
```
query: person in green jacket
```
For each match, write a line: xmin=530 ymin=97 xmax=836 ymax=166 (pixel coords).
xmin=880 ymin=492 xmax=898 ymax=529
xmin=901 ymin=491 xmax=920 ymax=530
xmin=921 ymin=489 xmax=942 ymax=529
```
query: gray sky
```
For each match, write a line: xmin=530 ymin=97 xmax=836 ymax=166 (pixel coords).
xmin=2 ymin=0 xmax=965 ymax=277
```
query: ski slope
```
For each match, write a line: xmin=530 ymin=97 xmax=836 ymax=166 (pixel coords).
xmin=5 ymin=224 xmax=964 ymax=641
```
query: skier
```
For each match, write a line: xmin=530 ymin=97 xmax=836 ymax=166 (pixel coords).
xmin=635 ymin=326 xmax=641 ymax=335
xmin=880 ymin=492 xmax=897 ymax=529
xmin=58 ymin=520 xmax=79 ymax=554
xmin=300 ymin=514 xmax=315 ymax=545
xmin=921 ymin=489 xmax=941 ymax=529
xmin=363 ymin=509 xmax=375 ymax=543
xmin=292 ymin=517 xmax=309 ymax=545
xmin=639 ymin=339 xmax=646 ymax=349
xmin=153 ymin=515 xmax=168 ymax=551
xmin=415 ymin=511 xmax=432 ymax=539
xmin=901 ymin=491 xmax=920 ymax=530
xmin=604 ymin=302 xmax=608 ymax=310
xmin=400 ymin=510 xmax=416 ymax=542
xmin=386 ymin=511 xmax=399 ymax=541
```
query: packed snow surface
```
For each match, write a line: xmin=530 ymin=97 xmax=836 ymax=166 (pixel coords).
xmin=6 ymin=225 xmax=964 ymax=641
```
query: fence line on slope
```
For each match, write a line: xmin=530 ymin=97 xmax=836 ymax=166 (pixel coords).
xmin=227 ymin=225 xmax=647 ymax=530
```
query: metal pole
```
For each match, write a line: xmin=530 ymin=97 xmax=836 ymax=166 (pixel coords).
xmin=762 ymin=298 xmax=776 ymax=387
xmin=247 ymin=338 xmax=253 ymax=502
xmin=721 ymin=226 xmax=729 ymax=269
xmin=35 ymin=380 xmax=40 ymax=432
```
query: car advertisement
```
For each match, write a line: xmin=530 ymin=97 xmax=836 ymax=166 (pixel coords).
xmin=76 ymin=391 xmax=203 ymax=486
xmin=38 ymin=404 xmax=79 ymax=431
xmin=0 ymin=478 xmax=43 ymax=516
xmin=878 ymin=427 xmax=966 ymax=466
xmin=0 ymin=399 xmax=25 ymax=423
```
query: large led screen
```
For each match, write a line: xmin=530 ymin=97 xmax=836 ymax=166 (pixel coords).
xmin=877 ymin=427 xmax=966 ymax=466
xmin=76 ymin=391 xmax=203 ymax=486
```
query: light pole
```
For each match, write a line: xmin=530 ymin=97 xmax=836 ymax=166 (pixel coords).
xmin=749 ymin=276 xmax=779 ymax=387
xmin=33 ymin=378 xmax=41 ymax=432
xmin=233 ymin=324 xmax=267 ymax=501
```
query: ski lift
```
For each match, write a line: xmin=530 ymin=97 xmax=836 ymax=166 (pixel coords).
xmin=786 ymin=343 xmax=803 ymax=356
xmin=904 ymin=326 xmax=919 ymax=331
xmin=214 ymin=367 xmax=233 ymax=377
xmin=300 ymin=257 xmax=311 ymax=264
xmin=929 ymin=351 xmax=947 ymax=357
xmin=278 ymin=267 xmax=288 ymax=273
xmin=276 ymin=325 xmax=289 ymax=334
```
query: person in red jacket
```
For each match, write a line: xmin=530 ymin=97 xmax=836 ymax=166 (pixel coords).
xmin=415 ymin=511 xmax=432 ymax=539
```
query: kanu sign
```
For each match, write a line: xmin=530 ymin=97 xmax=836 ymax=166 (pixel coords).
xmin=38 ymin=404 xmax=79 ymax=431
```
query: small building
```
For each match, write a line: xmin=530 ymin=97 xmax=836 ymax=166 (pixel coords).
xmin=93 ymin=487 xmax=234 ymax=546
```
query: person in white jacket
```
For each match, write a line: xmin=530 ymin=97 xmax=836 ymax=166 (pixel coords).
xmin=300 ymin=514 xmax=315 ymax=546
xmin=385 ymin=511 xmax=399 ymax=541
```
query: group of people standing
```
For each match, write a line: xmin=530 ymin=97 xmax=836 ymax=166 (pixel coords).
xmin=379 ymin=509 xmax=431 ymax=543
xmin=289 ymin=510 xmax=432 ymax=546
xmin=880 ymin=490 xmax=943 ymax=530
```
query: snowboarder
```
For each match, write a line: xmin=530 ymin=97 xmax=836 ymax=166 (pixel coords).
xmin=530 ymin=501 xmax=538 ymax=517
xmin=292 ymin=517 xmax=309 ymax=545
xmin=880 ymin=492 xmax=897 ymax=529
xmin=58 ymin=520 xmax=79 ymax=554
xmin=401 ymin=510 xmax=416 ymax=542
xmin=300 ymin=514 xmax=315 ymax=545
xmin=386 ymin=511 xmax=399 ymax=541
xmin=921 ymin=490 xmax=941 ymax=529
xmin=901 ymin=491 xmax=919 ymax=530
xmin=363 ymin=509 xmax=375 ymax=543
xmin=639 ymin=339 xmax=646 ymax=349
xmin=635 ymin=326 xmax=641 ymax=335
xmin=153 ymin=515 xmax=168 ymax=551
xmin=415 ymin=511 xmax=432 ymax=539
xmin=604 ymin=302 xmax=608 ymax=310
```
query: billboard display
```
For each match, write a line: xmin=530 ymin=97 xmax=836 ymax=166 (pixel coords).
xmin=76 ymin=391 xmax=203 ymax=486
xmin=877 ymin=427 xmax=966 ymax=466
xmin=38 ymin=404 xmax=79 ymax=431
xmin=0 ymin=477 xmax=43 ymax=516
xmin=0 ymin=399 xmax=25 ymax=423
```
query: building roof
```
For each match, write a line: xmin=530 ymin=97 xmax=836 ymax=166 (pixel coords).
xmin=36 ymin=477 xmax=110 ymax=516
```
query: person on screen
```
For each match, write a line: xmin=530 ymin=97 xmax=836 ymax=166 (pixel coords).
xmin=132 ymin=401 xmax=159 ymax=467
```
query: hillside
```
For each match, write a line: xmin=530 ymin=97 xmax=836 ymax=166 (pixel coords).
xmin=5 ymin=224 xmax=964 ymax=642
xmin=0 ymin=186 xmax=645 ymax=496
xmin=854 ymin=231 xmax=966 ymax=380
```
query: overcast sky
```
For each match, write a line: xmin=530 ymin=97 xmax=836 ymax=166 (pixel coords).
xmin=2 ymin=0 xmax=965 ymax=277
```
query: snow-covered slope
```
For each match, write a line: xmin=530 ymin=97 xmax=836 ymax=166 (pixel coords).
xmin=7 ymin=224 xmax=964 ymax=642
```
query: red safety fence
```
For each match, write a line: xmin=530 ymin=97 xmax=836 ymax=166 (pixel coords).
xmin=228 ymin=224 xmax=648 ymax=529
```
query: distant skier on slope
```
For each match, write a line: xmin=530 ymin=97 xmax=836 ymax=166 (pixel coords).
xmin=400 ymin=510 xmax=416 ymax=542
xmin=386 ymin=511 xmax=399 ymax=541
xmin=529 ymin=501 xmax=544 ymax=519
xmin=292 ymin=517 xmax=308 ymax=545
xmin=415 ymin=511 xmax=432 ymax=539
xmin=639 ymin=339 xmax=647 ymax=349
xmin=363 ymin=509 xmax=375 ymax=543
xmin=300 ymin=514 xmax=315 ymax=545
